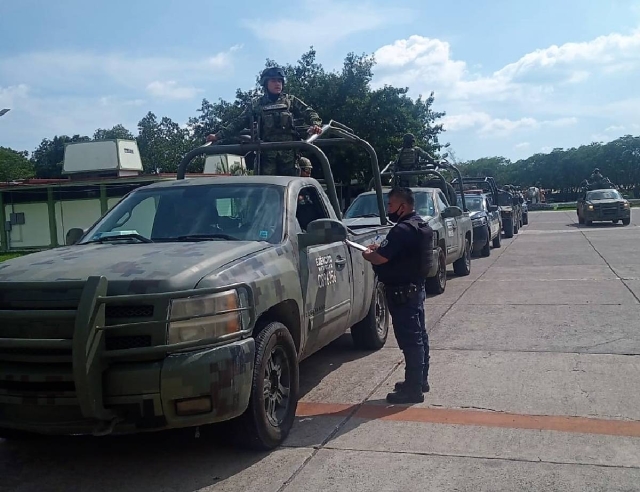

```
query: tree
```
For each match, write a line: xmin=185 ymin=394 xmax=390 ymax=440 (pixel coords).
xmin=0 ymin=147 xmax=34 ymax=182
xmin=93 ymin=124 xmax=135 ymax=141
xmin=31 ymin=134 xmax=91 ymax=178
xmin=136 ymin=112 xmax=193 ymax=173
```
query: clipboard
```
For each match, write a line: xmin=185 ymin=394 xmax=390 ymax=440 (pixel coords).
xmin=345 ymin=239 xmax=369 ymax=252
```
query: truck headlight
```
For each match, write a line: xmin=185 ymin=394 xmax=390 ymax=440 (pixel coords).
xmin=623 ymin=202 xmax=630 ymax=209
xmin=167 ymin=289 xmax=250 ymax=344
xmin=587 ymin=204 xmax=594 ymax=211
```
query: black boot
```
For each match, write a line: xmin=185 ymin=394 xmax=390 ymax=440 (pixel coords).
xmin=394 ymin=379 xmax=430 ymax=393
xmin=386 ymin=387 xmax=424 ymax=404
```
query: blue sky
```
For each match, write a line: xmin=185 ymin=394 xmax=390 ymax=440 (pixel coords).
xmin=1 ymin=0 xmax=639 ymax=162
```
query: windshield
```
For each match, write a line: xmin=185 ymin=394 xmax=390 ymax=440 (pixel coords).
xmin=81 ymin=183 xmax=285 ymax=244
xmin=344 ymin=192 xmax=435 ymax=218
xmin=587 ymin=190 xmax=622 ymax=200
xmin=459 ymin=195 xmax=485 ymax=212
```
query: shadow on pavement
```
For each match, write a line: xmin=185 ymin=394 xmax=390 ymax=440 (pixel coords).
xmin=0 ymin=333 xmax=377 ymax=492
xmin=0 ymin=428 xmax=269 ymax=492
xmin=298 ymin=333 xmax=378 ymax=399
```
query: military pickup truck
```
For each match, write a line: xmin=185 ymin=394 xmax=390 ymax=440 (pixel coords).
xmin=577 ymin=188 xmax=631 ymax=226
xmin=0 ymin=122 xmax=392 ymax=450
xmin=346 ymin=161 xmax=473 ymax=295
xmin=458 ymin=177 xmax=521 ymax=238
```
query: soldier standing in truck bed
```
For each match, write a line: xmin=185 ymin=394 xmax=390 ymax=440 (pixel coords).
xmin=392 ymin=133 xmax=436 ymax=187
xmin=206 ymin=67 xmax=323 ymax=176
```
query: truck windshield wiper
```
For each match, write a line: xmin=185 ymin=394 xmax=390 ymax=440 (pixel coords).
xmin=174 ymin=234 xmax=240 ymax=242
xmin=85 ymin=233 xmax=153 ymax=244
xmin=352 ymin=213 xmax=380 ymax=218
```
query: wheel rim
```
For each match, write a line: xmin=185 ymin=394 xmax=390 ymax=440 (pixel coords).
xmin=263 ymin=346 xmax=291 ymax=428
xmin=374 ymin=284 xmax=388 ymax=339
xmin=438 ymin=252 xmax=446 ymax=288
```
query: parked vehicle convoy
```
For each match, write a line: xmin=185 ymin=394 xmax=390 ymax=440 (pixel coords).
xmin=347 ymin=161 xmax=473 ymax=295
xmin=0 ymin=122 xmax=393 ymax=450
xmin=456 ymin=191 xmax=502 ymax=256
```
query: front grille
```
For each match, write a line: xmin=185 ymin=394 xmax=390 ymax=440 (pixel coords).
xmin=594 ymin=204 xmax=622 ymax=216
xmin=105 ymin=305 xmax=154 ymax=319
xmin=0 ymin=286 xmax=159 ymax=399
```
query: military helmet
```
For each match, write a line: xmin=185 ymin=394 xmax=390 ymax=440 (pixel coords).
xmin=403 ymin=133 xmax=416 ymax=145
xmin=593 ymin=167 xmax=600 ymax=173
xmin=299 ymin=157 xmax=312 ymax=169
xmin=260 ymin=66 xmax=286 ymax=86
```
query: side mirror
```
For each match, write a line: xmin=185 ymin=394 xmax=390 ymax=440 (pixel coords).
xmin=298 ymin=218 xmax=348 ymax=248
xmin=65 ymin=227 xmax=85 ymax=245
xmin=441 ymin=206 xmax=463 ymax=219
xmin=488 ymin=204 xmax=499 ymax=212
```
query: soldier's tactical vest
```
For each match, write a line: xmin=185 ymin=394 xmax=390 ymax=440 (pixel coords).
xmin=259 ymin=95 xmax=295 ymax=142
xmin=397 ymin=147 xmax=419 ymax=170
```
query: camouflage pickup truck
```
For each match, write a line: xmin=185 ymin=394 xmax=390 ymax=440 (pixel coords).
xmin=0 ymin=123 xmax=392 ymax=450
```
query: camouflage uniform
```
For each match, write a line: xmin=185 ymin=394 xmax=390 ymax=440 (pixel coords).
xmin=215 ymin=68 xmax=322 ymax=176
xmin=392 ymin=134 xmax=435 ymax=187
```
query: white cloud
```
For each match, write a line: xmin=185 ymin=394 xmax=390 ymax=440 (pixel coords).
xmin=146 ymin=81 xmax=202 ymax=100
xmin=496 ymin=29 xmax=640 ymax=81
xmin=373 ymin=29 xmax=640 ymax=102
xmin=242 ymin=0 xmax=413 ymax=53
xmin=0 ymin=84 xmax=30 ymax=107
xmin=0 ymin=45 xmax=241 ymax=96
xmin=605 ymin=125 xmax=625 ymax=132
xmin=515 ymin=142 xmax=530 ymax=150
xmin=441 ymin=112 xmax=577 ymax=137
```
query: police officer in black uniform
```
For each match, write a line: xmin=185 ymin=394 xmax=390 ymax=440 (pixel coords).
xmin=362 ymin=187 xmax=432 ymax=404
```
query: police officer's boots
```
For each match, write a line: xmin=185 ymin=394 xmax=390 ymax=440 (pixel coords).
xmin=386 ymin=385 xmax=424 ymax=404
xmin=394 ymin=379 xmax=430 ymax=393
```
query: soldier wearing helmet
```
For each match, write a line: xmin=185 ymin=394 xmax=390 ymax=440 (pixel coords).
xmin=298 ymin=157 xmax=313 ymax=177
xmin=392 ymin=133 xmax=436 ymax=187
xmin=206 ymin=66 xmax=323 ymax=176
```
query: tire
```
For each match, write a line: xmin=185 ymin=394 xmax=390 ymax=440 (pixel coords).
xmin=503 ymin=218 xmax=514 ymax=238
xmin=622 ymin=218 xmax=631 ymax=226
xmin=0 ymin=428 xmax=45 ymax=440
xmin=514 ymin=220 xmax=519 ymax=235
xmin=522 ymin=213 xmax=528 ymax=226
xmin=612 ymin=219 xmax=619 ymax=224
xmin=480 ymin=228 xmax=491 ymax=257
xmin=233 ymin=321 xmax=299 ymax=450
xmin=578 ymin=215 xmax=585 ymax=224
xmin=425 ymin=247 xmax=446 ymax=295
xmin=351 ymin=280 xmax=389 ymax=350
xmin=492 ymin=230 xmax=501 ymax=248
xmin=453 ymin=237 xmax=471 ymax=276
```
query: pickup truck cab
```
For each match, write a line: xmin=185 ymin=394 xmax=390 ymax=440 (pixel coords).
xmin=0 ymin=122 xmax=392 ymax=450
xmin=577 ymin=188 xmax=631 ymax=226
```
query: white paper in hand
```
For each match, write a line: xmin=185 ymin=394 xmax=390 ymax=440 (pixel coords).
xmin=345 ymin=239 xmax=368 ymax=252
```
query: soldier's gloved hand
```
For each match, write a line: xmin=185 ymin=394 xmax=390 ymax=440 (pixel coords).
xmin=205 ymin=134 xmax=218 ymax=143
xmin=307 ymin=125 xmax=322 ymax=135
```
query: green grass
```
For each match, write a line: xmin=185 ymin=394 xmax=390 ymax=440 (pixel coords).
xmin=0 ymin=253 xmax=24 ymax=263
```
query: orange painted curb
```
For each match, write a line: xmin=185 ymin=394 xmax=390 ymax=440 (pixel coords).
xmin=296 ymin=402 xmax=640 ymax=438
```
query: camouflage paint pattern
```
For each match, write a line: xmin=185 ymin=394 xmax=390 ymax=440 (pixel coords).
xmin=393 ymin=146 xmax=435 ymax=186
xmin=0 ymin=175 xmax=390 ymax=436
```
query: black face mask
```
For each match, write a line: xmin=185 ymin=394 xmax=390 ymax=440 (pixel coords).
xmin=387 ymin=205 xmax=404 ymax=223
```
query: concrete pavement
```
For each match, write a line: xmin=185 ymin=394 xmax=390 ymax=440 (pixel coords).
xmin=1 ymin=210 xmax=639 ymax=491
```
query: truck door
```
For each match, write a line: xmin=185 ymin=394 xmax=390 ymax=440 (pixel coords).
xmin=296 ymin=186 xmax=353 ymax=353
xmin=436 ymin=191 xmax=459 ymax=261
